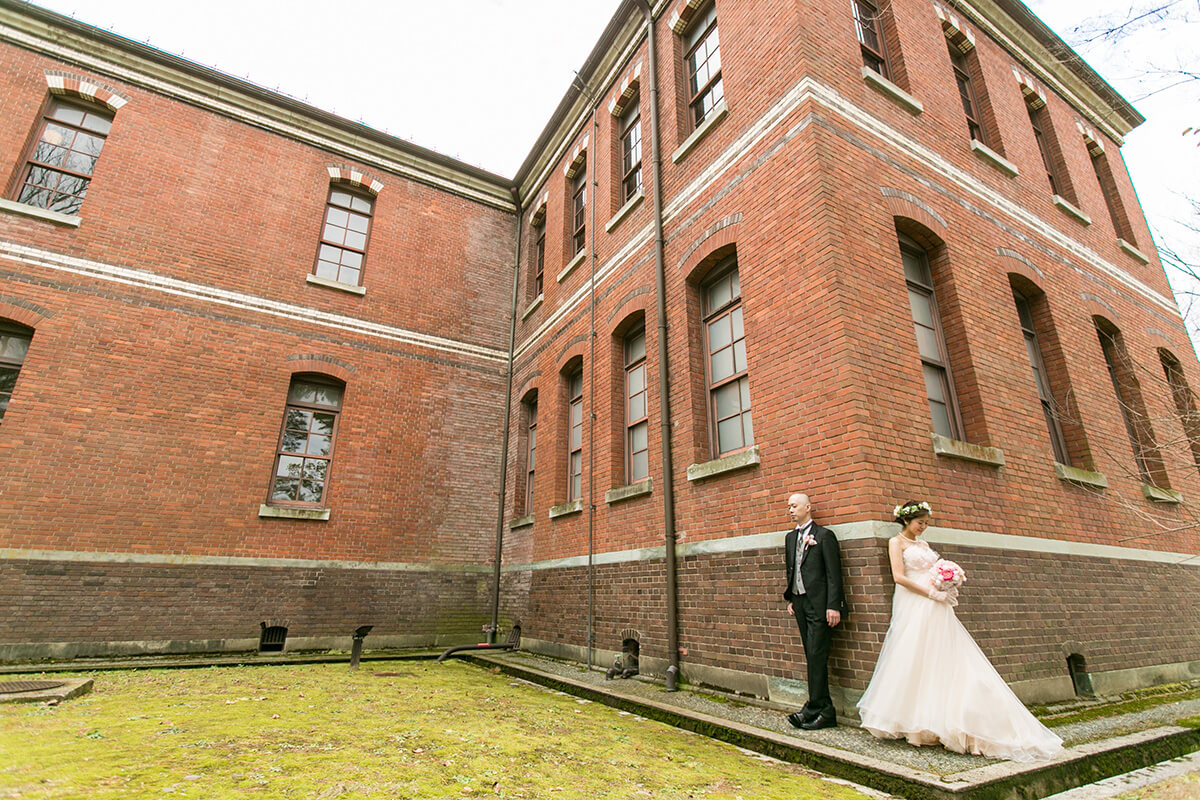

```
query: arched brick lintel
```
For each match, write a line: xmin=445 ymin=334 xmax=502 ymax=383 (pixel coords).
xmin=285 ymin=354 xmax=355 ymax=383
xmin=1081 ymin=294 xmax=1120 ymax=329
xmin=44 ymin=70 xmax=130 ymax=111
xmin=997 ymin=249 xmax=1045 ymax=290
xmin=325 ymin=165 xmax=385 ymax=195
xmin=0 ymin=298 xmax=54 ymax=330
xmin=679 ymin=220 xmax=741 ymax=283
xmin=881 ymin=189 xmax=949 ymax=239
xmin=606 ymin=285 xmax=653 ymax=335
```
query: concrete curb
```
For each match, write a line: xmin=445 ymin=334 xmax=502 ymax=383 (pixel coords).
xmin=465 ymin=653 xmax=1200 ymax=800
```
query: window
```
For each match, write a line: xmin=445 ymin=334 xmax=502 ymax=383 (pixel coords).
xmin=1160 ymin=350 xmax=1200 ymax=476
xmin=624 ymin=327 xmax=649 ymax=483
xmin=571 ymin=169 xmax=587 ymax=257
xmin=566 ymin=367 xmax=584 ymax=500
xmin=269 ymin=375 xmax=344 ymax=507
xmin=1096 ymin=320 xmax=1167 ymax=487
xmin=1090 ymin=151 xmax=1136 ymax=245
xmin=524 ymin=397 xmax=538 ymax=512
xmin=1013 ymin=290 xmax=1070 ymax=464
xmin=314 ymin=187 xmax=374 ymax=287
xmin=948 ymin=45 xmax=985 ymax=144
xmin=901 ymin=236 xmax=962 ymax=440
xmin=620 ymin=101 xmax=643 ymax=204
xmin=14 ymin=98 xmax=113 ymax=216
xmin=532 ymin=222 xmax=545 ymax=299
xmin=853 ymin=0 xmax=891 ymax=79
xmin=0 ymin=321 xmax=33 ymax=421
xmin=1027 ymin=103 xmax=1069 ymax=199
xmin=703 ymin=260 xmax=753 ymax=456
xmin=684 ymin=2 xmax=724 ymax=130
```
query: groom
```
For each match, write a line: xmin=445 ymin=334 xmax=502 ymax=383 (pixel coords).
xmin=782 ymin=492 xmax=846 ymax=730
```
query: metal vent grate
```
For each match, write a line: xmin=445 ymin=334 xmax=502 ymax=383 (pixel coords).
xmin=0 ymin=680 xmax=66 ymax=694
xmin=259 ymin=625 xmax=287 ymax=652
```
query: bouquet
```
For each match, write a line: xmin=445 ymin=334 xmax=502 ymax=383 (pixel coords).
xmin=931 ymin=559 xmax=965 ymax=591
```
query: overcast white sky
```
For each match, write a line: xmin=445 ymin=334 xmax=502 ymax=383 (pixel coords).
xmin=26 ymin=0 xmax=1200 ymax=339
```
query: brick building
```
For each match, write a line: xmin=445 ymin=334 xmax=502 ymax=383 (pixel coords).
xmin=1 ymin=0 xmax=1197 ymax=710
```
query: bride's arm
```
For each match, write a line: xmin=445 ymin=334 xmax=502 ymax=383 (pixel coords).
xmin=887 ymin=537 xmax=949 ymax=601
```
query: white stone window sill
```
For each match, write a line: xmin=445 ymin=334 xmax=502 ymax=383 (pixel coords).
xmin=1053 ymin=195 xmax=1091 ymax=226
xmin=557 ymin=250 xmax=586 ymax=283
xmin=606 ymin=190 xmax=645 ymax=233
xmin=306 ymin=274 xmax=366 ymax=296
xmin=1118 ymin=239 xmax=1150 ymax=264
xmin=1142 ymin=483 xmax=1182 ymax=504
xmin=687 ymin=445 xmax=761 ymax=482
xmin=861 ymin=67 xmax=923 ymax=116
xmin=259 ymin=504 xmax=331 ymax=521
xmin=970 ymin=140 xmax=1018 ymax=177
xmin=509 ymin=513 xmax=535 ymax=529
xmin=0 ymin=198 xmax=81 ymax=227
xmin=672 ymin=100 xmax=729 ymax=164
xmin=549 ymin=499 xmax=583 ymax=518
xmin=1054 ymin=462 xmax=1107 ymax=489
xmin=931 ymin=433 xmax=1005 ymax=466
xmin=521 ymin=294 xmax=544 ymax=321
xmin=605 ymin=478 xmax=652 ymax=504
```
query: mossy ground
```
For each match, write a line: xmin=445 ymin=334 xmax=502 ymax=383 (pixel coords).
xmin=0 ymin=662 xmax=873 ymax=799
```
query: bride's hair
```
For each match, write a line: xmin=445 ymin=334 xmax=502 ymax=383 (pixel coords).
xmin=894 ymin=499 xmax=932 ymax=525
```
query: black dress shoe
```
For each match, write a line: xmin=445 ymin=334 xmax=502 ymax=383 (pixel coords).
xmin=800 ymin=714 xmax=836 ymax=730
xmin=786 ymin=712 xmax=807 ymax=728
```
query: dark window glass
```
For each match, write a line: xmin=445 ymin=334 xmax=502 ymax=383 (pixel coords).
xmin=567 ymin=368 xmax=584 ymax=500
xmin=314 ymin=188 xmax=374 ymax=287
xmin=1090 ymin=151 xmax=1136 ymax=245
xmin=16 ymin=99 xmax=113 ymax=216
xmin=525 ymin=399 xmax=538 ymax=513
xmin=534 ymin=225 xmax=546 ymax=297
xmin=685 ymin=3 xmax=724 ymax=130
xmin=571 ymin=169 xmax=587 ymax=257
xmin=1097 ymin=323 xmax=1162 ymax=485
xmin=949 ymin=46 xmax=984 ymax=143
xmin=1014 ymin=291 xmax=1070 ymax=464
xmin=1028 ymin=105 xmax=1062 ymax=196
xmin=0 ymin=322 xmax=33 ymax=421
xmin=625 ymin=327 xmax=649 ymax=483
xmin=621 ymin=102 xmax=643 ymax=204
xmin=853 ymin=0 xmax=889 ymax=79
xmin=902 ymin=239 xmax=961 ymax=440
xmin=703 ymin=261 xmax=753 ymax=456
xmin=270 ymin=376 xmax=344 ymax=507
xmin=1160 ymin=351 xmax=1200 ymax=475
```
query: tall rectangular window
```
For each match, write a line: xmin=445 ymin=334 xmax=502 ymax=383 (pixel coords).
xmin=685 ymin=2 xmax=724 ymax=130
xmin=703 ymin=261 xmax=753 ymax=456
xmin=621 ymin=102 xmax=643 ymax=204
xmin=902 ymin=238 xmax=962 ymax=440
xmin=270 ymin=376 xmax=344 ymax=507
xmin=1090 ymin=151 xmax=1136 ymax=245
xmin=1014 ymin=290 xmax=1070 ymax=464
xmin=533 ymin=224 xmax=545 ymax=298
xmin=624 ymin=327 xmax=649 ymax=483
xmin=1160 ymin=350 xmax=1200 ymax=475
xmin=1097 ymin=322 xmax=1166 ymax=487
xmin=0 ymin=322 xmax=33 ymax=421
xmin=15 ymin=99 xmax=113 ymax=216
xmin=949 ymin=46 xmax=985 ymax=144
xmin=566 ymin=367 xmax=584 ymax=501
xmin=1028 ymin=105 xmax=1062 ymax=197
xmin=314 ymin=188 xmax=374 ymax=287
xmin=571 ymin=169 xmax=587 ymax=257
xmin=525 ymin=399 xmax=538 ymax=512
xmin=852 ymin=0 xmax=890 ymax=79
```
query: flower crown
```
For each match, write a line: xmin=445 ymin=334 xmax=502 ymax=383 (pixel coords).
xmin=893 ymin=501 xmax=932 ymax=519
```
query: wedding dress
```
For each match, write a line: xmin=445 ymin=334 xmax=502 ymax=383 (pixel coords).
xmin=856 ymin=539 xmax=1064 ymax=762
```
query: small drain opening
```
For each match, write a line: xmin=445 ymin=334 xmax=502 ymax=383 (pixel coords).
xmin=260 ymin=624 xmax=288 ymax=653
xmin=1067 ymin=653 xmax=1094 ymax=697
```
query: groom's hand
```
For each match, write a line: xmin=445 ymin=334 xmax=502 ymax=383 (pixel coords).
xmin=787 ymin=603 xmax=794 ymax=616
xmin=826 ymin=610 xmax=841 ymax=627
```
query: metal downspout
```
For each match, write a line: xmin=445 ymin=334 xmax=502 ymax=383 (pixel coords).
xmin=488 ymin=185 xmax=524 ymax=644
xmin=586 ymin=96 xmax=600 ymax=674
xmin=638 ymin=0 xmax=680 ymax=691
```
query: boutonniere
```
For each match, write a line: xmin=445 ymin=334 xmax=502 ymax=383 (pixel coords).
xmin=801 ymin=532 xmax=817 ymax=548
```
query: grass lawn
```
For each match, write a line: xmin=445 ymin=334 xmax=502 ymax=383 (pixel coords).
xmin=0 ymin=662 xmax=873 ymax=799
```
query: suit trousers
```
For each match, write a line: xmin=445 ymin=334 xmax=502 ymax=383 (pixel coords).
xmin=794 ymin=593 xmax=834 ymax=717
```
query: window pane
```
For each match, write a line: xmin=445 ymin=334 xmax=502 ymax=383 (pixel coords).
xmin=350 ymin=196 xmax=372 ymax=213
xmin=705 ymin=275 xmax=731 ymax=312
xmin=25 ymin=166 xmax=56 ymax=188
xmin=929 ymin=400 xmax=953 ymax=439
xmin=347 ymin=212 xmax=370 ymax=233
xmin=914 ymin=325 xmax=941 ymax=362
xmin=628 ymin=392 xmax=646 ymax=422
xmin=272 ymin=478 xmax=298 ymax=501
xmin=81 ymin=112 xmax=112 ymax=135
xmin=285 ymin=408 xmax=311 ymax=429
xmin=739 ymin=376 xmax=751 ymax=410
xmin=732 ymin=339 xmax=746 ymax=373
xmin=631 ymin=450 xmax=649 ymax=483
xmin=303 ymin=459 xmax=328 ymax=482
xmin=902 ymin=249 xmax=931 ymax=285
xmin=0 ymin=334 xmax=30 ymax=362
xmin=742 ymin=410 xmax=754 ymax=446
xmin=923 ymin=364 xmax=948 ymax=404
xmin=343 ymin=230 xmax=367 ymax=250
xmin=707 ymin=316 xmax=731 ymax=352
xmin=323 ymin=224 xmax=346 ymax=245
xmin=571 ymin=473 xmax=582 ymax=500
xmin=628 ymin=363 xmax=645 ymax=395
xmin=276 ymin=454 xmax=304 ymax=478
xmin=299 ymin=480 xmax=324 ymax=503
xmin=17 ymin=186 xmax=50 ymax=209
xmin=319 ymin=244 xmax=343 ymax=263
xmin=729 ymin=269 xmax=740 ymax=300
xmin=339 ymin=250 xmax=363 ymax=269
xmin=907 ymin=289 xmax=934 ymax=328
xmin=63 ymin=149 xmax=98 ymax=175
xmin=33 ymin=139 xmax=68 ymax=167
xmin=717 ymin=416 xmax=744 ymax=453
xmin=326 ymin=207 xmax=349 ymax=228
xmin=281 ymin=430 xmax=306 ymax=453
xmin=710 ymin=347 xmax=734 ymax=382
xmin=626 ymin=331 xmax=645 ymax=364
xmin=714 ymin=380 xmax=742 ymax=418
xmin=48 ymin=193 xmax=83 ymax=215
xmin=312 ymin=384 xmax=343 ymax=407
xmin=631 ymin=420 xmax=648 ymax=452
xmin=339 ymin=268 xmax=360 ymax=287
xmin=50 ymin=105 xmax=85 ymax=125
xmin=0 ymin=368 xmax=17 ymax=393
xmin=289 ymin=382 xmax=317 ymax=404
xmin=306 ymin=433 xmax=331 ymax=457
xmin=315 ymin=260 xmax=339 ymax=280
xmin=329 ymin=190 xmax=352 ymax=208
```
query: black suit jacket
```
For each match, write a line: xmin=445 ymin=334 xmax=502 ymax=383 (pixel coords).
xmin=782 ymin=522 xmax=847 ymax=617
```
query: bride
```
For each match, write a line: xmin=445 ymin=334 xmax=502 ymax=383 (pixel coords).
xmin=856 ymin=501 xmax=1063 ymax=762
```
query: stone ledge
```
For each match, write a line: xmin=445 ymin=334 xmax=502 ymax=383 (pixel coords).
xmin=970 ymin=140 xmax=1019 ymax=177
xmin=930 ymin=433 xmax=1005 ymax=466
xmin=258 ymin=504 xmax=331 ymax=521
xmin=687 ymin=445 xmax=761 ymax=482
xmin=306 ymin=273 xmax=366 ymax=296
xmin=509 ymin=513 xmax=535 ymax=529
xmin=0 ymin=197 xmax=81 ymax=227
xmin=1054 ymin=462 xmax=1108 ymax=489
xmin=605 ymin=479 xmax=652 ymax=504
xmin=1118 ymin=238 xmax=1150 ymax=264
xmin=520 ymin=294 xmax=543 ymax=321
xmin=671 ymin=100 xmax=728 ymax=164
xmin=1053 ymin=194 xmax=1091 ymax=226
xmin=1142 ymin=483 xmax=1182 ymax=504
xmin=605 ymin=189 xmax=644 ymax=233
xmin=556 ymin=249 xmax=586 ymax=283
xmin=548 ymin=499 xmax=583 ymax=519
xmin=860 ymin=67 xmax=923 ymax=116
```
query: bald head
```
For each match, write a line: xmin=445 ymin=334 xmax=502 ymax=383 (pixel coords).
xmin=787 ymin=493 xmax=812 ymax=526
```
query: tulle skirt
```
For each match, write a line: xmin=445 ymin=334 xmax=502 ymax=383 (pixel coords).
xmin=856 ymin=586 xmax=1064 ymax=762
